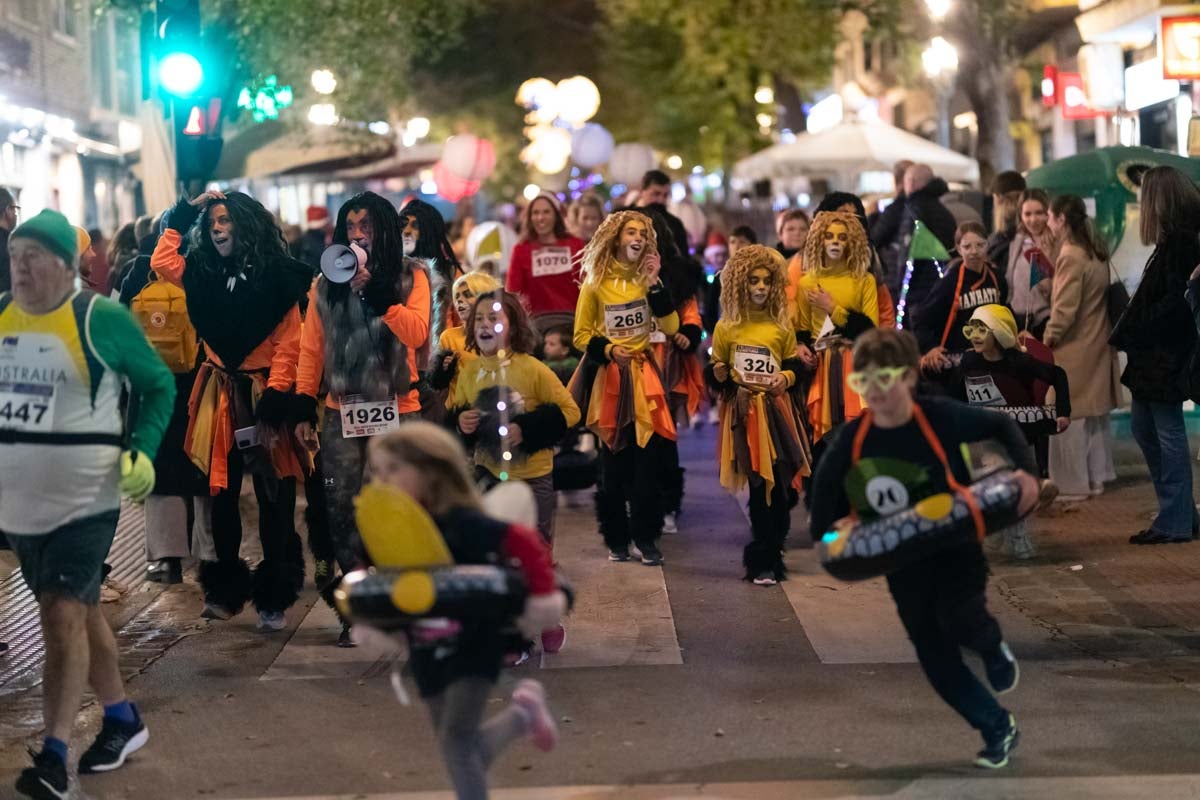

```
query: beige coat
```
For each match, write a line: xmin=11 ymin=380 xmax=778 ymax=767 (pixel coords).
xmin=1044 ymin=241 xmax=1123 ymax=417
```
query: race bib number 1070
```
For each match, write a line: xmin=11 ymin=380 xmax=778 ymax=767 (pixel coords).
xmin=603 ymin=299 xmax=651 ymax=339
xmin=0 ymin=382 xmax=54 ymax=432
xmin=531 ymin=247 xmax=573 ymax=277
xmin=340 ymin=396 xmax=399 ymax=438
xmin=732 ymin=344 xmax=779 ymax=386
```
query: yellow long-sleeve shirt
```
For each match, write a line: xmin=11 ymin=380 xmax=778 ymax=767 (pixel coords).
xmin=573 ymin=261 xmax=680 ymax=355
xmin=711 ymin=312 xmax=798 ymax=390
xmin=452 ymin=352 xmax=581 ymax=480
xmin=793 ymin=266 xmax=878 ymax=338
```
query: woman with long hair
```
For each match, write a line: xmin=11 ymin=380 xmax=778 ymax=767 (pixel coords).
xmin=987 ymin=171 xmax=1025 ymax=270
xmin=505 ymin=191 xmax=586 ymax=336
xmin=1004 ymin=188 xmax=1056 ymax=339
xmin=1044 ymin=194 xmax=1123 ymax=501
xmin=1111 ymin=166 xmax=1200 ymax=544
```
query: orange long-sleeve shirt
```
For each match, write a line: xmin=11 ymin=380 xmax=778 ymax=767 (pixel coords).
xmin=151 ymin=228 xmax=300 ymax=390
xmin=296 ymin=269 xmax=431 ymax=413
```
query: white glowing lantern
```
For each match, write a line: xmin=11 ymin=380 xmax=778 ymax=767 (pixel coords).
xmin=524 ymin=127 xmax=572 ymax=175
xmin=570 ymin=123 xmax=614 ymax=168
xmin=407 ymin=116 xmax=431 ymax=138
xmin=554 ymin=76 xmax=601 ymax=126
xmin=522 ymin=183 xmax=542 ymax=201
xmin=609 ymin=142 xmax=657 ymax=186
xmin=442 ymin=134 xmax=496 ymax=182
xmin=516 ymin=77 xmax=559 ymax=125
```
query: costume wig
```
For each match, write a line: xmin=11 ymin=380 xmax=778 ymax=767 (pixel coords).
xmin=187 ymin=191 xmax=289 ymax=272
xmin=577 ymin=209 xmax=658 ymax=288
xmin=720 ymin=244 xmax=789 ymax=328
xmin=803 ymin=210 xmax=871 ymax=279
xmin=401 ymin=199 xmax=461 ymax=278
xmin=332 ymin=191 xmax=407 ymax=281
xmin=452 ymin=270 xmax=501 ymax=303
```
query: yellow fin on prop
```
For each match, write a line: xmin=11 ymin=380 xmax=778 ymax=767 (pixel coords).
xmin=354 ymin=482 xmax=453 ymax=568
xmin=913 ymin=493 xmax=954 ymax=521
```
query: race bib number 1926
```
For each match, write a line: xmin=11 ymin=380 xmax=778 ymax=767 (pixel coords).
xmin=0 ymin=382 xmax=54 ymax=432
xmin=340 ymin=396 xmax=399 ymax=438
xmin=603 ymin=299 xmax=650 ymax=339
xmin=732 ymin=344 xmax=779 ymax=386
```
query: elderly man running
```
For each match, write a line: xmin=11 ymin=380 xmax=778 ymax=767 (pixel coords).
xmin=3 ymin=209 xmax=174 ymax=799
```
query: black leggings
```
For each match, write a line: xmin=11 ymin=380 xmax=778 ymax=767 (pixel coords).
xmin=744 ymin=463 xmax=791 ymax=580
xmin=596 ymin=434 xmax=673 ymax=550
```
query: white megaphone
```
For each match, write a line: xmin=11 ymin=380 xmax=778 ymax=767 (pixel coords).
xmin=320 ymin=242 xmax=368 ymax=284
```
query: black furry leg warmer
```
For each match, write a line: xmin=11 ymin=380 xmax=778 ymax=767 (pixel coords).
xmin=198 ymin=559 xmax=253 ymax=615
xmin=252 ymin=558 xmax=304 ymax=613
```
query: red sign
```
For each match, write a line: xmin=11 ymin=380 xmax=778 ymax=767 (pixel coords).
xmin=1042 ymin=65 xmax=1058 ymax=108
xmin=1058 ymin=72 xmax=1099 ymax=120
xmin=1162 ymin=16 xmax=1200 ymax=79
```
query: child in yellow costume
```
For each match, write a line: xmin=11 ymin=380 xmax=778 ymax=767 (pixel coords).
xmin=570 ymin=210 xmax=679 ymax=565
xmin=794 ymin=210 xmax=879 ymax=443
xmin=707 ymin=245 xmax=812 ymax=584
xmin=430 ymin=270 xmax=501 ymax=404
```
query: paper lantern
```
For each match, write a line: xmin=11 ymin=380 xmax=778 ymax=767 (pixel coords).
xmin=466 ymin=221 xmax=518 ymax=277
xmin=554 ymin=76 xmax=601 ymax=125
xmin=609 ymin=143 xmax=657 ymax=185
xmin=432 ymin=161 xmax=480 ymax=203
xmin=442 ymin=134 xmax=496 ymax=182
xmin=571 ymin=123 xmax=614 ymax=168
xmin=522 ymin=127 xmax=572 ymax=176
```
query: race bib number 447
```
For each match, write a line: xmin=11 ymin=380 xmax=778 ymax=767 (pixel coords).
xmin=531 ymin=247 xmax=573 ymax=277
xmin=0 ymin=382 xmax=54 ymax=432
xmin=603 ymin=299 xmax=650 ymax=339
xmin=340 ymin=396 xmax=399 ymax=438
xmin=732 ymin=344 xmax=779 ymax=386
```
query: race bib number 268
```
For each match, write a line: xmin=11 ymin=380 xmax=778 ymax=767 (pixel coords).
xmin=603 ymin=299 xmax=651 ymax=339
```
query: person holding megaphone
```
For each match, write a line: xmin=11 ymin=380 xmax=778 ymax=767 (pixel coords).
xmin=294 ymin=191 xmax=432 ymax=646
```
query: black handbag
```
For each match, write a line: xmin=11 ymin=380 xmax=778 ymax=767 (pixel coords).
xmin=1105 ymin=261 xmax=1130 ymax=330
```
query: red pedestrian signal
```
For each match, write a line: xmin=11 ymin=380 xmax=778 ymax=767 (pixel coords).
xmin=182 ymin=105 xmax=205 ymax=136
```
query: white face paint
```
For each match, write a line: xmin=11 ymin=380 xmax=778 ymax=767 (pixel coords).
xmin=402 ymin=216 xmax=419 ymax=256
xmin=619 ymin=221 xmax=647 ymax=263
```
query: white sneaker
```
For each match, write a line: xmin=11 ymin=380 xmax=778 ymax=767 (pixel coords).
xmin=662 ymin=513 xmax=678 ymax=534
xmin=512 ymin=679 xmax=558 ymax=752
xmin=1007 ymin=527 xmax=1037 ymax=560
xmin=257 ymin=610 xmax=286 ymax=632
xmin=707 ymin=407 xmax=720 ymax=425
xmin=690 ymin=412 xmax=704 ymax=429
xmin=752 ymin=572 xmax=778 ymax=586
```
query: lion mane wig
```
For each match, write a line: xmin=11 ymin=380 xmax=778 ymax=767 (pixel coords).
xmin=803 ymin=210 xmax=871 ymax=279
xmin=719 ymin=244 xmax=789 ymax=327
xmin=577 ymin=209 xmax=658 ymax=287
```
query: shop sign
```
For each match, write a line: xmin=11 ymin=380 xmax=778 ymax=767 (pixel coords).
xmin=1059 ymin=72 xmax=1100 ymax=120
xmin=1161 ymin=15 xmax=1200 ymax=80
xmin=1125 ymin=58 xmax=1180 ymax=111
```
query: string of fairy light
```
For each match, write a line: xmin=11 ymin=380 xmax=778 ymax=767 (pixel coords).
xmin=492 ymin=298 xmax=512 ymax=482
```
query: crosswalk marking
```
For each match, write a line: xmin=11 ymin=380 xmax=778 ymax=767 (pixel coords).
xmin=261 ymin=600 xmax=402 ymax=681
xmin=541 ymin=503 xmax=683 ymax=669
xmin=780 ymin=550 xmax=917 ymax=664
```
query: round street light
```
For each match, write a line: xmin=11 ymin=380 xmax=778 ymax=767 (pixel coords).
xmin=311 ymin=69 xmax=337 ymax=95
xmin=159 ymin=52 xmax=204 ymax=97
xmin=922 ymin=36 xmax=958 ymax=79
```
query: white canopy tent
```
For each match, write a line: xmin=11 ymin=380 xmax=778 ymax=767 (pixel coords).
xmin=733 ymin=118 xmax=980 ymax=188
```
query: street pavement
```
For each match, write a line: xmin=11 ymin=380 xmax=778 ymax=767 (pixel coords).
xmin=2 ymin=423 xmax=1200 ymax=799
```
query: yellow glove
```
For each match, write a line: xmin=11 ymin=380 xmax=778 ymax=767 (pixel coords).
xmin=119 ymin=450 xmax=156 ymax=502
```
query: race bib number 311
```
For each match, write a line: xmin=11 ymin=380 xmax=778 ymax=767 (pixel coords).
xmin=965 ymin=374 xmax=1005 ymax=406
xmin=733 ymin=344 xmax=779 ymax=386
xmin=604 ymin=299 xmax=650 ymax=339
xmin=0 ymin=382 xmax=55 ymax=432
xmin=340 ymin=396 xmax=399 ymax=438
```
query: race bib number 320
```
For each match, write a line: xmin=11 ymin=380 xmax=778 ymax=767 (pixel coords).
xmin=733 ymin=344 xmax=779 ymax=386
xmin=340 ymin=396 xmax=399 ymax=438
xmin=531 ymin=246 xmax=573 ymax=277
xmin=603 ymin=299 xmax=650 ymax=339
xmin=0 ymin=382 xmax=55 ymax=432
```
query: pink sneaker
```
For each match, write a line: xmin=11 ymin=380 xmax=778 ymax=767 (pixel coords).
xmin=540 ymin=624 xmax=566 ymax=654
xmin=512 ymin=679 xmax=558 ymax=752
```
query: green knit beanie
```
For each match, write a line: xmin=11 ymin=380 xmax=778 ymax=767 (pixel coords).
xmin=11 ymin=209 xmax=78 ymax=268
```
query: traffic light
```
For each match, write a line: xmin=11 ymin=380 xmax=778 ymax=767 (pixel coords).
xmin=147 ymin=0 xmax=230 ymax=186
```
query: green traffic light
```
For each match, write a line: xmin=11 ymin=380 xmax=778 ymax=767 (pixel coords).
xmin=159 ymin=52 xmax=204 ymax=96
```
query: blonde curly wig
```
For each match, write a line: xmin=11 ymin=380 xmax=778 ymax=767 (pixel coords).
xmin=719 ymin=244 xmax=789 ymax=327
xmin=803 ymin=210 xmax=871 ymax=279
xmin=577 ymin=209 xmax=658 ymax=287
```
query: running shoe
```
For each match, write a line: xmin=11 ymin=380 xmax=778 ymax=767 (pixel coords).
xmin=639 ymin=543 xmax=664 ymax=566
xmin=608 ymin=547 xmax=631 ymax=562
xmin=15 ymin=749 xmax=67 ymax=799
xmin=512 ymin=679 xmax=559 ymax=752
xmin=752 ymin=572 xmax=778 ymax=586
xmin=337 ymin=623 xmax=356 ymax=648
xmin=78 ymin=707 xmax=149 ymax=773
xmin=313 ymin=558 xmax=332 ymax=588
xmin=200 ymin=603 xmax=233 ymax=621
xmin=983 ymin=641 xmax=1019 ymax=694
xmin=540 ymin=624 xmax=566 ymax=654
xmin=975 ymin=713 xmax=1020 ymax=769
xmin=662 ymin=513 xmax=678 ymax=534
xmin=146 ymin=559 xmax=182 ymax=585
xmin=257 ymin=611 xmax=286 ymax=632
